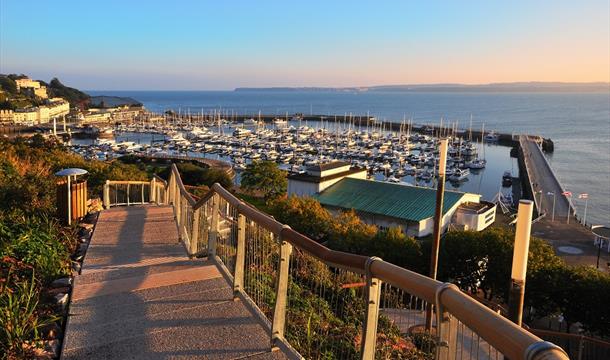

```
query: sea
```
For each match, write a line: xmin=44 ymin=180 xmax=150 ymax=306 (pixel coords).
xmin=87 ymin=90 xmax=610 ymax=226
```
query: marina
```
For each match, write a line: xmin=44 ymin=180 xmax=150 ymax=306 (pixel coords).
xmin=67 ymin=114 xmax=520 ymax=204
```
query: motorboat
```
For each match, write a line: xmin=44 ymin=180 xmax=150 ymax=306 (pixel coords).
xmin=485 ymin=131 xmax=500 ymax=142
xmin=449 ymin=168 xmax=470 ymax=182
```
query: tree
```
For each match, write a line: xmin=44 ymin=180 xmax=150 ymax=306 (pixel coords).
xmin=241 ymin=161 xmax=287 ymax=201
xmin=270 ymin=196 xmax=333 ymax=241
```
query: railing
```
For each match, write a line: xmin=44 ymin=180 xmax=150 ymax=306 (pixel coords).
xmin=531 ymin=329 xmax=610 ymax=360
xmin=103 ymin=175 xmax=167 ymax=208
xmin=105 ymin=164 xmax=569 ymax=360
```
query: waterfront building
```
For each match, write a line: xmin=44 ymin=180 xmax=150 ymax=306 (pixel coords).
xmin=315 ymin=178 xmax=496 ymax=237
xmin=10 ymin=98 xmax=69 ymax=124
xmin=287 ymin=161 xmax=368 ymax=196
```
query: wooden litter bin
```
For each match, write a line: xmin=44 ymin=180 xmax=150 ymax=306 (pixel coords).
xmin=57 ymin=179 xmax=88 ymax=224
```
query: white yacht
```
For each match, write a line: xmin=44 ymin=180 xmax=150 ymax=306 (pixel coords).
xmin=449 ymin=168 xmax=470 ymax=182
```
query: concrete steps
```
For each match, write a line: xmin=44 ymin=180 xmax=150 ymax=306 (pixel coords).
xmin=61 ymin=206 xmax=286 ymax=360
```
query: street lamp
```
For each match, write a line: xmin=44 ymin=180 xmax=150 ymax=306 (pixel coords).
xmin=54 ymin=168 xmax=88 ymax=225
xmin=547 ymin=192 xmax=556 ymax=222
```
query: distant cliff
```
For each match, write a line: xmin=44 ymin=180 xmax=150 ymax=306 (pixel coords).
xmin=235 ymin=82 xmax=610 ymax=93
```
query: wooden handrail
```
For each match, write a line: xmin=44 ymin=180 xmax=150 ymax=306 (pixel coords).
xmin=106 ymin=165 xmax=570 ymax=360
xmin=171 ymin=164 xmax=197 ymax=207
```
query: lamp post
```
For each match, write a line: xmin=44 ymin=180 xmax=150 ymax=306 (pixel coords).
xmin=54 ymin=168 xmax=88 ymax=225
xmin=547 ymin=192 xmax=556 ymax=222
xmin=508 ymin=200 xmax=534 ymax=326
xmin=425 ymin=138 xmax=448 ymax=330
xmin=578 ymin=194 xmax=589 ymax=226
xmin=536 ymin=190 xmax=543 ymax=216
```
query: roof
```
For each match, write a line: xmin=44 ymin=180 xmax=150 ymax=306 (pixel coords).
xmin=288 ymin=167 xmax=366 ymax=183
xmin=315 ymin=178 xmax=467 ymax=222
xmin=306 ymin=161 xmax=351 ymax=172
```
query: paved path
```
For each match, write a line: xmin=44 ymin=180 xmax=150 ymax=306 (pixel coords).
xmin=62 ymin=205 xmax=286 ymax=359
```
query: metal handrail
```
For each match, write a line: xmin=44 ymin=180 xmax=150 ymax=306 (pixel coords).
xmin=104 ymin=163 xmax=569 ymax=360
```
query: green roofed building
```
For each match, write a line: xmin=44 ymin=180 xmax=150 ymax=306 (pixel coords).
xmin=315 ymin=178 xmax=496 ymax=237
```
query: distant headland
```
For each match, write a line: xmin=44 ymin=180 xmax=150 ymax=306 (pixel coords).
xmin=235 ymin=82 xmax=610 ymax=93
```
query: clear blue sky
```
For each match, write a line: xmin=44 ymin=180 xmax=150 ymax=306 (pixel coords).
xmin=1 ymin=0 xmax=608 ymax=90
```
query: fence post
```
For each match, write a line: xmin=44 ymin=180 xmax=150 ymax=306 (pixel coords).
xmin=577 ymin=335 xmax=584 ymax=360
xmin=175 ymin=187 xmax=182 ymax=229
xmin=190 ymin=207 xmax=201 ymax=256
xmin=208 ymin=194 xmax=219 ymax=256
xmin=271 ymin=225 xmax=292 ymax=350
xmin=141 ymin=183 xmax=145 ymax=204
xmin=361 ymin=257 xmax=382 ymax=360
xmin=150 ymin=178 xmax=156 ymax=203
xmin=126 ymin=183 xmax=130 ymax=206
xmin=103 ymin=180 xmax=110 ymax=208
xmin=435 ymin=283 xmax=459 ymax=360
xmin=233 ymin=212 xmax=246 ymax=300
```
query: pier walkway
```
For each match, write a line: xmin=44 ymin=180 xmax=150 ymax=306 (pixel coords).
xmin=61 ymin=205 xmax=285 ymax=360
xmin=520 ymin=135 xmax=572 ymax=220
xmin=520 ymin=136 xmax=607 ymax=269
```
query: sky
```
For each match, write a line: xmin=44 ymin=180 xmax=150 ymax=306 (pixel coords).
xmin=1 ymin=1 xmax=609 ymax=90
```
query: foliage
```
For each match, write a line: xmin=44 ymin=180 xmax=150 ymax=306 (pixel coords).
xmin=0 ymin=76 xmax=18 ymax=95
xmin=270 ymin=196 xmax=333 ymax=241
xmin=0 ymin=135 xmax=148 ymax=208
xmin=46 ymin=77 xmax=90 ymax=107
xmin=267 ymin=195 xmax=610 ymax=338
xmin=0 ymin=213 xmax=73 ymax=283
xmin=0 ymin=273 xmax=58 ymax=358
xmin=157 ymin=162 xmax=232 ymax=189
xmin=241 ymin=161 xmax=287 ymax=200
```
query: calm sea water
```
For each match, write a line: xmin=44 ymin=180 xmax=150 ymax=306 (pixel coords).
xmin=87 ymin=90 xmax=610 ymax=226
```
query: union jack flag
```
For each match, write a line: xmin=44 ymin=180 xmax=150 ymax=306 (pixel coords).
xmin=562 ymin=191 xmax=572 ymax=197
xmin=578 ymin=193 xmax=589 ymax=199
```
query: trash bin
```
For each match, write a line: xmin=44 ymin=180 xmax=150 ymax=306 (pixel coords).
xmin=55 ymin=168 xmax=88 ymax=225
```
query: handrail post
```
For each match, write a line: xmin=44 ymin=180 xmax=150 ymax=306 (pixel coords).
xmin=271 ymin=225 xmax=292 ymax=350
xmin=150 ymin=178 xmax=156 ymax=203
xmin=435 ymin=284 xmax=459 ymax=360
xmin=141 ymin=183 xmax=145 ymax=204
xmin=233 ymin=212 xmax=246 ymax=300
xmin=190 ymin=207 xmax=201 ymax=256
xmin=361 ymin=257 xmax=382 ymax=360
xmin=175 ymin=187 xmax=182 ymax=230
xmin=103 ymin=180 xmax=110 ymax=208
xmin=127 ymin=183 xmax=130 ymax=206
xmin=208 ymin=194 xmax=219 ymax=256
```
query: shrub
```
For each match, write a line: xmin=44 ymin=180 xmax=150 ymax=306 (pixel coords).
xmin=0 ymin=273 xmax=58 ymax=358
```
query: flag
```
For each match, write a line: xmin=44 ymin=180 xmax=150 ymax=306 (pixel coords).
xmin=578 ymin=193 xmax=588 ymax=199
xmin=562 ymin=191 xmax=572 ymax=197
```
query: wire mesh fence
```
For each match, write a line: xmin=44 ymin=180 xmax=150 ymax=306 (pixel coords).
xmin=284 ymin=247 xmax=367 ymax=359
xmin=242 ymin=214 xmax=280 ymax=321
xmin=216 ymin=196 xmax=239 ymax=275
